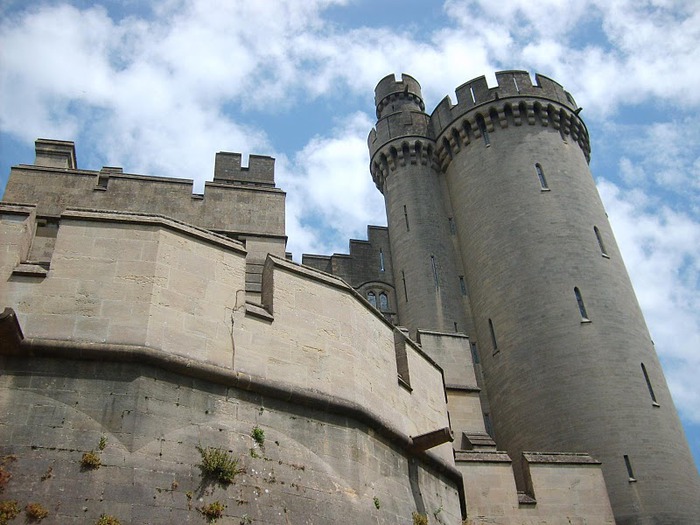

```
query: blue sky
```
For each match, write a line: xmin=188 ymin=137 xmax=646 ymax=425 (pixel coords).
xmin=1 ymin=0 xmax=699 ymax=470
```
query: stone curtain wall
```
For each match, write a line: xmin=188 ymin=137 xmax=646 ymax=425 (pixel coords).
xmin=0 ymin=357 xmax=461 ymax=525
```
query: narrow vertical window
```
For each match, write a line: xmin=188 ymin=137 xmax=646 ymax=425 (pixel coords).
xmin=470 ymin=343 xmax=480 ymax=364
xmin=448 ymin=217 xmax=456 ymax=235
xmin=483 ymin=413 xmax=493 ymax=437
xmin=574 ymin=287 xmax=590 ymax=321
xmin=403 ymin=205 xmax=410 ymax=231
xmin=594 ymin=226 xmax=608 ymax=257
xmin=402 ymin=270 xmax=408 ymax=302
xmin=367 ymin=291 xmax=377 ymax=308
xmin=624 ymin=455 xmax=636 ymax=481
xmin=379 ymin=293 xmax=389 ymax=311
xmin=477 ymin=117 xmax=490 ymax=146
xmin=394 ymin=329 xmax=411 ymax=389
xmin=488 ymin=318 xmax=498 ymax=352
xmin=454 ymin=322 xmax=458 ymax=332
xmin=469 ymin=86 xmax=477 ymax=104
xmin=430 ymin=255 xmax=439 ymax=288
xmin=459 ymin=276 xmax=467 ymax=296
xmin=379 ymin=249 xmax=385 ymax=272
xmin=641 ymin=363 xmax=659 ymax=406
xmin=535 ymin=163 xmax=549 ymax=190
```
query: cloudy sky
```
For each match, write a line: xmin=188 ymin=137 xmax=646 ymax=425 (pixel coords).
xmin=1 ymin=0 xmax=699 ymax=469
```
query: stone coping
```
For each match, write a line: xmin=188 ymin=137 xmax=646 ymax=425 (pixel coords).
xmin=265 ymin=255 xmax=444 ymax=374
xmin=522 ymin=452 xmax=601 ymax=465
xmin=11 ymin=164 xmax=285 ymax=195
xmin=59 ymin=208 xmax=247 ymax=255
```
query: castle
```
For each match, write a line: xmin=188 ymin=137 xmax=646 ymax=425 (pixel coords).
xmin=1 ymin=71 xmax=698 ymax=524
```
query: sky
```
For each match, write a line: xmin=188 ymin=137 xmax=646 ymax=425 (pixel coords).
xmin=1 ymin=0 xmax=699 ymax=470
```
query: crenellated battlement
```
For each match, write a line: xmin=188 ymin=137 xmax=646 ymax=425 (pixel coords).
xmin=429 ymin=72 xmax=590 ymax=170
xmin=374 ymin=73 xmax=425 ymax=119
xmin=214 ymin=151 xmax=275 ymax=186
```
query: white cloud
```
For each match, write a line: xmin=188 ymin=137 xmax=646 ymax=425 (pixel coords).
xmin=598 ymin=178 xmax=700 ymax=423
xmin=280 ymin=111 xmax=385 ymax=259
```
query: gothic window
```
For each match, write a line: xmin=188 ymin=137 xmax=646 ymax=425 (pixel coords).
xmin=594 ymin=226 xmax=609 ymax=257
xmin=367 ymin=292 xmax=377 ymax=308
xmin=379 ymin=292 xmax=389 ymax=311
xmin=574 ymin=287 xmax=590 ymax=321
xmin=535 ymin=163 xmax=549 ymax=190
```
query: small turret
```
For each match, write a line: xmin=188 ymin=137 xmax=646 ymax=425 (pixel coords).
xmin=374 ymin=74 xmax=425 ymax=119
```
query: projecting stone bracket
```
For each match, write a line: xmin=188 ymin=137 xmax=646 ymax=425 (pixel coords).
xmin=410 ymin=427 xmax=453 ymax=452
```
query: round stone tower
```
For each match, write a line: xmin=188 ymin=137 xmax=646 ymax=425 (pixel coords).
xmin=368 ymin=74 xmax=469 ymax=336
xmin=370 ymin=71 xmax=700 ymax=523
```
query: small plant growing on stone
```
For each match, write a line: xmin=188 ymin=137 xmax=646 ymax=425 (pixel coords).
xmin=98 ymin=436 xmax=107 ymax=451
xmin=251 ymin=426 xmax=265 ymax=447
xmin=0 ymin=500 xmax=20 ymax=525
xmin=95 ymin=514 xmax=121 ymax=525
xmin=197 ymin=446 xmax=240 ymax=485
xmin=81 ymin=450 xmax=101 ymax=470
xmin=25 ymin=502 xmax=49 ymax=522
xmin=240 ymin=514 xmax=252 ymax=524
xmin=373 ymin=496 xmax=381 ymax=509
xmin=412 ymin=511 xmax=428 ymax=525
xmin=199 ymin=501 xmax=225 ymax=522
xmin=0 ymin=469 xmax=10 ymax=493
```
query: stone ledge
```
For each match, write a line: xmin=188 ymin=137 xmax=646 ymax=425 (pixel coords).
xmin=522 ymin=452 xmax=601 ymax=465
xmin=445 ymin=384 xmax=480 ymax=393
xmin=12 ymin=263 xmax=49 ymax=277
xmin=455 ymin=450 xmax=512 ymax=463
xmin=61 ymin=208 xmax=247 ymax=255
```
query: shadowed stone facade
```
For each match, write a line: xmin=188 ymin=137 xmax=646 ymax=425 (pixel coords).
xmin=1 ymin=70 xmax=696 ymax=524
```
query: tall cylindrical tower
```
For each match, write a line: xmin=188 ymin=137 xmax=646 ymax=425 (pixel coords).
xmin=428 ymin=70 xmax=699 ymax=523
xmin=368 ymin=74 xmax=469 ymax=336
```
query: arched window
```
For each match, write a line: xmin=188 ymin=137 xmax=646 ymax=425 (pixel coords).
xmin=594 ymin=226 xmax=608 ymax=257
xmin=367 ymin=291 xmax=377 ymax=308
xmin=535 ymin=163 xmax=549 ymax=190
xmin=379 ymin=293 xmax=389 ymax=311
xmin=574 ymin=287 xmax=589 ymax=321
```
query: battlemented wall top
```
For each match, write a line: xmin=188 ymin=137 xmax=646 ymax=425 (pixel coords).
xmin=440 ymin=71 xmax=577 ymax=113
xmin=374 ymin=73 xmax=425 ymax=119
xmin=214 ymin=152 xmax=275 ymax=186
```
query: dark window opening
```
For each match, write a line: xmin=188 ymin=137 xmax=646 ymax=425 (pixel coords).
xmin=574 ymin=287 xmax=589 ymax=321
xmin=470 ymin=343 xmax=480 ymax=364
xmin=489 ymin=318 xmax=498 ymax=352
xmin=402 ymin=270 xmax=408 ymax=302
xmin=624 ymin=455 xmax=636 ymax=481
xmin=477 ymin=116 xmax=490 ymax=146
xmin=641 ymin=363 xmax=659 ymax=406
xmin=459 ymin=276 xmax=467 ymax=296
xmin=403 ymin=205 xmax=410 ymax=231
xmin=535 ymin=163 xmax=548 ymax=190
xmin=594 ymin=226 xmax=608 ymax=257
